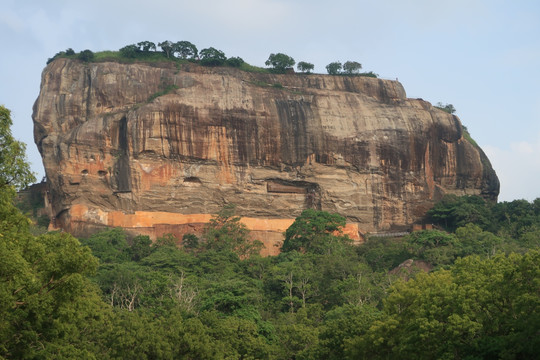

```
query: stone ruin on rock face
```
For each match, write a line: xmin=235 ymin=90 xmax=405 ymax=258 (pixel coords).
xmin=32 ymin=58 xmax=499 ymax=255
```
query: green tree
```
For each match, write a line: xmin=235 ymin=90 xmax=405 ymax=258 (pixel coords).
xmin=518 ymin=225 xmax=540 ymax=249
xmin=78 ymin=49 xmax=94 ymax=62
xmin=435 ymin=102 xmax=456 ymax=114
xmin=427 ymin=194 xmax=492 ymax=232
xmin=137 ymin=40 xmax=156 ymax=52
xmin=0 ymin=106 xmax=35 ymax=191
xmin=198 ymin=311 xmax=274 ymax=359
xmin=119 ymin=44 xmax=139 ymax=58
xmin=492 ymin=199 xmax=538 ymax=238
xmin=0 ymin=217 xmax=109 ymax=358
xmin=182 ymin=233 xmax=200 ymax=251
xmin=317 ymin=304 xmax=382 ymax=360
xmin=356 ymin=236 xmax=409 ymax=272
xmin=201 ymin=204 xmax=263 ymax=257
xmin=199 ymin=47 xmax=227 ymax=66
xmin=173 ymin=40 xmax=198 ymax=59
xmin=454 ymin=223 xmax=503 ymax=258
xmin=158 ymin=40 xmax=174 ymax=58
xmin=405 ymin=229 xmax=457 ymax=266
xmin=297 ymin=61 xmax=314 ymax=74
xmin=265 ymin=53 xmax=295 ymax=73
xmin=348 ymin=251 xmax=540 ymax=359
xmin=281 ymin=209 xmax=352 ymax=255
xmin=326 ymin=61 xmax=342 ymax=75
xmin=342 ymin=61 xmax=362 ymax=75
xmin=129 ymin=234 xmax=153 ymax=261
xmin=47 ymin=49 xmax=74 ymax=64
xmin=81 ymin=227 xmax=131 ymax=264
xmin=360 ymin=71 xmax=378 ymax=78
xmin=226 ymin=56 xmax=245 ymax=67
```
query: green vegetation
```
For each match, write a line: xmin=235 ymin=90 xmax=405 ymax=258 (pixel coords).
xmin=326 ymin=60 xmax=378 ymax=77
xmin=359 ymin=71 xmax=379 ymax=78
xmin=265 ymin=53 xmax=296 ymax=73
xmin=46 ymin=42 xmax=380 ymax=78
xmin=348 ymin=251 xmax=540 ymax=359
xmin=3 ymin=106 xmax=539 ymax=358
xmin=342 ymin=61 xmax=362 ymax=75
xmin=226 ymin=56 xmax=245 ymax=68
xmin=147 ymin=84 xmax=179 ymax=102
xmin=297 ymin=61 xmax=314 ymax=74
xmin=78 ymin=49 xmax=94 ymax=62
xmin=199 ymin=47 xmax=227 ymax=66
xmin=462 ymin=124 xmax=480 ymax=147
xmin=239 ymin=62 xmax=271 ymax=74
xmin=326 ymin=61 xmax=342 ymax=75
xmin=435 ymin=102 xmax=456 ymax=114
xmin=0 ymin=105 xmax=35 ymax=190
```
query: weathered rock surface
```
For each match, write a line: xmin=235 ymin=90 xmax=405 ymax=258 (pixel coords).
xmin=33 ymin=58 xmax=499 ymax=254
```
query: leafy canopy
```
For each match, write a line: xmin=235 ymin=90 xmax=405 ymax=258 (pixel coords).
xmin=326 ymin=61 xmax=342 ymax=75
xmin=282 ymin=209 xmax=352 ymax=254
xmin=297 ymin=61 xmax=314 ymax=74
xmin=435 ymin=102 xmax=456 ymax=114
xmin=174 ymin=40 xmax=198 ymax=59
xmin=201 ymin=203 xmax=263 ymax=257
xmin=0 ymin=105 xmax=35 ymax=191
xmin=199 ymin=47 xmax=227 ymax=66
xmin=265 ymin=53 xmax=295 ymax=73
xmin=342 ymin=61 xmax=362 ymax=75
xmin=348 ymin=251 xmax=540 ymax=359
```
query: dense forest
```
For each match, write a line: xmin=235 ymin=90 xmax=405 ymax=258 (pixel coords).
xmin=2 ymin=104 xmax=539 ymax=359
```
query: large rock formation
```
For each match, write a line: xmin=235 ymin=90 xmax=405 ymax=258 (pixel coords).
xmin=33 ymin=58 xmax=499 ymax=254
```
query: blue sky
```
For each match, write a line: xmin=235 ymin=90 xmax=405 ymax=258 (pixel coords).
xmin=1 ymin=0 xmax=539 ymax=201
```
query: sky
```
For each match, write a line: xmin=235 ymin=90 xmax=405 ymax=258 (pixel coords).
xmin=1 ymin=0 xmax=539 ymax=202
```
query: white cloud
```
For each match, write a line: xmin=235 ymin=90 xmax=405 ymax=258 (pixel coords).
xmin=484 ymin=132 xmax=540 ymax=202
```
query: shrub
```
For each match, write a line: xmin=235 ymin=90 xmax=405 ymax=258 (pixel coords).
xmin=119 ymin=44 xmax=139 ymax=58
xmin=265 ymin=53 xmax=295 ymax=73
xmin=297 ymin=61 xmax=314 ymax=74
xmin=226 ymin=56 xmax=244 ymax=68
xmin=326 ymin=61 xmax=342 ymax=75
xmin=78 ymin=49 xmax=94 ymax=62
xmin=342 ymin=61 xmax=362 ymax=75
xmin=359 ymin=71 xmax=378 ymax=78
xmin=199 ymin=47 xmax=227 ymax=66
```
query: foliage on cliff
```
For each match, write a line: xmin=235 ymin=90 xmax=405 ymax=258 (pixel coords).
xmin=46 ymin=41 xmax=378 ymax=77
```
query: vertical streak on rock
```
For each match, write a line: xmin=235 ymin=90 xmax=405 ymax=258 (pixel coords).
xmin=424 ymin=144 xmax=435 ymax=199
xmin=113 ymin=116 xmax=132 ymax=192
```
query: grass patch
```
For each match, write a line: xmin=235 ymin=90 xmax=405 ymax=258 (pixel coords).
xmin=147 ymin=84 xmax=179 ymax=102
xmin=239 ymin=62 xmax=271 ymax=74
xmin=358 ymin=71 xmax=379 ymax=78
xmin=249 ymin=79 xmax=270 ymax=88
xmin=93 ymin=51 xmax=183 ymax=64
xmin=462 ymin=125 xmax=479 ymax=148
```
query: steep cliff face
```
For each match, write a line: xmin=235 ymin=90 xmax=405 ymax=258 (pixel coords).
xmin=33 ymin=58 xmax=499 ymax=254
